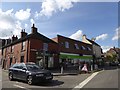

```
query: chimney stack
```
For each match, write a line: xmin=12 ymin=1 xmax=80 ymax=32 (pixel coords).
xmin=31 ymin=24 xmax=37 ymax=34
xmin=91 ymin=38 xmax=96 ymax=41
xmin=21 ymin=29 xmax=27 ymax=38
xmin=12 ymin=35 xmax=18 ymax=42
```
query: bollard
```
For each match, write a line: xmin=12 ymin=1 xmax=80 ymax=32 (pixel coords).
xmin=61 ymin=66 xmax=63 ymax=74
xmin=78 ymin=65 xmax=81 ymax=74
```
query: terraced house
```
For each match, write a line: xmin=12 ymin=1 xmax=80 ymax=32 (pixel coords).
xmin=52 ymin=35 xmax=93 ymax=70
xmin=2 ymin=24 xmax=94 ymax=71
xmin=2 ymin=24 xmax=58 ymax=69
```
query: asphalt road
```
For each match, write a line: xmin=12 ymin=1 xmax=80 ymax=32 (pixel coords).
xmin=2 ymin=69 xmax=91 ymax=89
xmin=83 ymin=67 xmax=119 ymax=89
xmin=1 ymin=66 xmax=119 ymax=90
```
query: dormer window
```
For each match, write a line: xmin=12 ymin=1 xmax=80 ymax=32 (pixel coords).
xmin=65 ymin=41 xmax=69 ymax=48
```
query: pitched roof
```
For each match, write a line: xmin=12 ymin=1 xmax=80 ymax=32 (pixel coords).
xmin=2 ymin=32 xmax=57 ymax=49
xmin=87 ymin=38 xmax=100 ymax=46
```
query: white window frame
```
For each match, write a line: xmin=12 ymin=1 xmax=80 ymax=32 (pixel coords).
xmin=43 ymin=43 xmax=48 ymax=51
xmin=74 ymin=44 xmax=79 ymax=49
xmin=65 ymin=41 xmax=69 ymax=48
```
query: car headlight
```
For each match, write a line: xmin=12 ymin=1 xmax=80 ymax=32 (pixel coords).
xmin=36 ymin=74 xmax=44 ymax=77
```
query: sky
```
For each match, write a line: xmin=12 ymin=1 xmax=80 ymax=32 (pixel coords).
xmin=0 ymin=0 xmax=119 ymax=52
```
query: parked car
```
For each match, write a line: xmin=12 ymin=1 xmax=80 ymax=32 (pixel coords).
xmin=109 ymin=62 xmax=118 ymax=66
xmin=8 ymin=62 xmax=53 ymax=85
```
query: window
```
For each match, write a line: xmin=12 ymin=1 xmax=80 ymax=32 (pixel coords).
xmin=12 ymin=64 xmax=20 ymax=69
xmin=43 ymin=43 xmax=48 ymax=51
xmin=11 ymin=46 xmax=14 ymax=52
xmin=65 ymin=41 xmax=69 ymax=48
xmin=74 ymin=44 xmax=79 ymax=49
xmin=87 ymin=47 xmax=91 ymax=51
xmin=81 ymin=46 xmax=86 ymax=50
xmin=12 ymin=63 xmax=26 ymax=69
xmin=21 ymin=41 xmax=26 ymax=50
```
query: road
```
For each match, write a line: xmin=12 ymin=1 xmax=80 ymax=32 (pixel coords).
xmin=1 ymin=66 xmax=119 ymax=90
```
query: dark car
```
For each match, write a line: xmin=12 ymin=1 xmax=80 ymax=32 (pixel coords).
xmin=8 ymin=62 xmax=53 ymax=85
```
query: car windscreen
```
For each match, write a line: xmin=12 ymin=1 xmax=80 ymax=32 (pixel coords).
xmin=26 ymin=64 xmax=42 ymax=70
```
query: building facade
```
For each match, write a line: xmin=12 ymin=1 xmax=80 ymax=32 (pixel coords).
xmin=2 ymin=24 xmax=58 ymax=69
xmin=82 ymin=34 xmax=102 ymax=69
xmin=52 ymin=35 xmax=93 ymax=70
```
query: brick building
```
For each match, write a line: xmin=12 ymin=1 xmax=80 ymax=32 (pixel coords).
xmin=2 ymin=24 xmax=94 ymax=71
xmin=52 ymin=35 xmax=93 ymax=70
xmin=2 ymin=24 xmax=58 ymax=69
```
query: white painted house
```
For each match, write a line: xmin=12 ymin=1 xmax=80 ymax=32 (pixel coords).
xmin=82 ymin=35 xmax=102 ymax=62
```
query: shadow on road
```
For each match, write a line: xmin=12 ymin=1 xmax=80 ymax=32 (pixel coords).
xmin=32 ymin=79 xmax=64 ymax=86
xmin=13 ymin=79 xmax=64 ymax=87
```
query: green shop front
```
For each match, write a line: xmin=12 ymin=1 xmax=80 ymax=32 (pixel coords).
xmin=59 ymin=52 xmax=93 ymax=71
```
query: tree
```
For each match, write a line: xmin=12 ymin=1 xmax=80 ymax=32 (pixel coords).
xmin=105 ymin=52 xmax=117 ymax=62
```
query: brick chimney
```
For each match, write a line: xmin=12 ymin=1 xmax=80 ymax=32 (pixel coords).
xmin=91 ymin=38 xmax=96 ymax=41
xmin=12 ymin=35 xmax=18 ymax=42
xmin=31 ymin=24 xmax=37 ymax=34
xmin=21 ymin=29 xmax=27 ymax=38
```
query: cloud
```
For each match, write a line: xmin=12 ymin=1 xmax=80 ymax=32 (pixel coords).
xmin=69 ymin=30 xmax=83 ymax=40
xmin=101 ymin=46 xmax=113 ymax=53
xmin=15 ymin=8 xmax=31 ymax=21
xmin=96 ymin=34 xmax=108 ymax=41
xmin=0 ymin=9 xmax=22 ymax=39
xmin=24 ymin=23 xmax=28 ymax=28
xmin=35 ymin=0 xmax=80 ymax=18
xmin=30 ymin=18 xmax=35 ymax=26
xmin=112 ymin=27 xmax=120 ymax=40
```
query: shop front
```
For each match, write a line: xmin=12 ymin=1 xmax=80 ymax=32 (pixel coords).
xmin=59 ymin=52 xmax=93 ymax=71
xmin=35 ymin=51 xmax=55 ymax=69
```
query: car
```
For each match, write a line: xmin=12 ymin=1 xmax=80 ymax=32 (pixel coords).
xmin=109 ymin=62 xmax=118 ymax=66
xmin=8 ymin=62 xmax=53 ymax=85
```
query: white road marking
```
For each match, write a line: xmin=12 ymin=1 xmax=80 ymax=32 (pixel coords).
xmin=73 ymin=71 xmax=100 ymax=89
xmin=14 ymin=84 xmax=31 ymax=90
xmin=14 ymin=84 xmax=26 ymax=89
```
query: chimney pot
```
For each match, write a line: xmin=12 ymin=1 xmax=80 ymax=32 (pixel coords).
xmin=31 ymin=24 xmax=37 ymax=34
xmin=21 ymin=29 xmax=27 ymax=38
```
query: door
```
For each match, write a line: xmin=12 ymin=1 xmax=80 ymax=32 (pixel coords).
xmin=10 ymin=58 xmax=12 ymax=67
xmin=20 ymin=56 xmax=24 ymax=63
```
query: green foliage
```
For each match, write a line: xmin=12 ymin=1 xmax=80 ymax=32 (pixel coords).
xmin=106 ymin=52 xmax=117 ymax=62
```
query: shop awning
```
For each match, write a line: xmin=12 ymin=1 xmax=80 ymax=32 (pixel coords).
xmin=60 ymin=53 xmax=93 ymax=60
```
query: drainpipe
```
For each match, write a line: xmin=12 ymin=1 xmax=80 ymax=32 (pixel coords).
xmin=26 ymin=39 xmax=29 ymax=63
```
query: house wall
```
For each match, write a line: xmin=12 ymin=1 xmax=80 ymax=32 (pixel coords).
xmin=2 ymin=40 xmax=28 ymax=69
xmin=93 ymin=44 xmax=102 ymax=58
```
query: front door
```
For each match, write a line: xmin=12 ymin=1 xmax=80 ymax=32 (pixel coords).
xmin=10 ymin=58 xmax=12 ymax=67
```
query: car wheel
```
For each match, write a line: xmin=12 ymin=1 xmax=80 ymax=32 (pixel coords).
xmin=9 ymin=73 xmax=13 ymax=81
xmin=27 ymin=76 xmax=33 ymax=85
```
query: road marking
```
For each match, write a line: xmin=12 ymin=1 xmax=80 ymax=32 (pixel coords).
xmin=14 ymin=84 xmax=26 ymax=89
xmin=73 ymin=71 xmax=99 ymax=89
xmin=14 ymin=84 xmax=31 ymax=90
